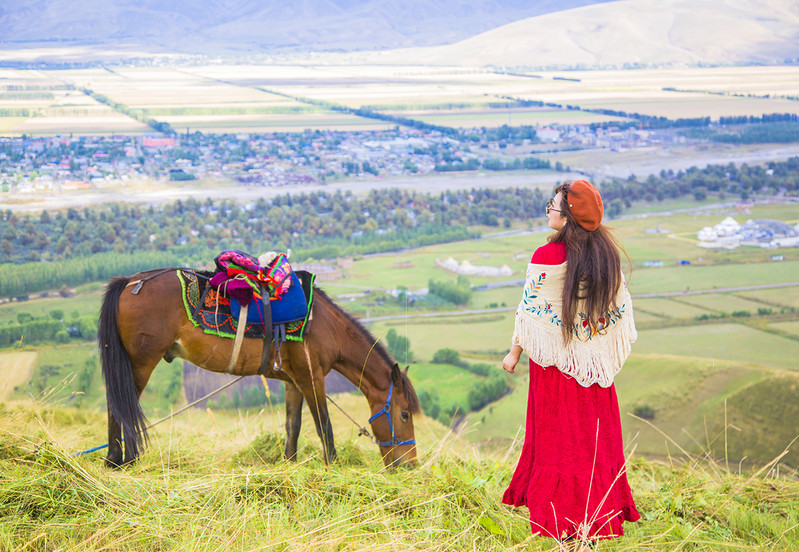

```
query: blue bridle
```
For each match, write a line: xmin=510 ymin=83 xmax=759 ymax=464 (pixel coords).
xmin=368 ymin=381 xmax=416 ymax=447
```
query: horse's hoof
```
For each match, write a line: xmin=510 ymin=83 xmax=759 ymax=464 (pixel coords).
xmin=104 ymin=457 xmax=124 ymax=469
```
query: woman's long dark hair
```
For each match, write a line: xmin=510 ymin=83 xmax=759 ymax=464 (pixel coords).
xmin=549 ymin=181 xmax=628 ymax=344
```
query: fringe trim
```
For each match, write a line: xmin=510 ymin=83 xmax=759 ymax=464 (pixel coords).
xmin=513 ymin=308 xmax=637 ymax=388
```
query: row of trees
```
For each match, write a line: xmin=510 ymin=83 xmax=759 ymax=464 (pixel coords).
xmin=0 ymin=310 xmax=97 ymax=347
xmin=0 ymin=187 xmax=547 ymax=296
xmin=0 ymin=250 xmax=182 ymax=299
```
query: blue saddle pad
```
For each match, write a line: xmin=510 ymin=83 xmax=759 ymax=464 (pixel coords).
xmin=230 ymin=271 xmax=308 ymax=326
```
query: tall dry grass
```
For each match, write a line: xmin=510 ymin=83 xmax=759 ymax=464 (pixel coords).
xmin=1 ymin=397 xmax=798 ymax=551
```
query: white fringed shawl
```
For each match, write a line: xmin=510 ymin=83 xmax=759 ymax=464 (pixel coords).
xmin=512 ymin=262 xmax=637 ymax=387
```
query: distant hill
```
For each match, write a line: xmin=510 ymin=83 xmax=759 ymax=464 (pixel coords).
xmin=377 ymin=0 xmax=799 ymax=68
xmin=1 ymin=0 xmax=797 ymax=68
xmin=0 ymin=0 xmax=610 ymax=53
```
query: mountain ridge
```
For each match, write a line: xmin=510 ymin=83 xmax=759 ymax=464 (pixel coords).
xmin=1 ymin=0 xmax=798 ymax=68
xmin=0 ymin=0 xmax=610 ymax=53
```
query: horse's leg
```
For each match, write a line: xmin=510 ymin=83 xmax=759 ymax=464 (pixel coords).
xmin=100 ymin=276 xmax=152 ymax=468
xmin=105 ymin=406 xmax=124 ymax=468
xmin=110 ymin=273 xmax=185 ymax=466
xmin=122 ymin=358 xmax=161 ymax=465
xmin=284 ymin=382 xmax=304 ymax=461
xmin=286 ymin=344 xmax=337 ymax=463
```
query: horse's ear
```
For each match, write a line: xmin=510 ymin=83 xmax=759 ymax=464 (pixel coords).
xmin=391 ymin=363 xmax=403 ymax=388
xmin=403 ymin=365 xmax=409 ymax=375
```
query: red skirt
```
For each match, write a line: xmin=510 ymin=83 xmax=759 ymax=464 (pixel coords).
xmin=502 ymin=359 xmax=640 ymax=540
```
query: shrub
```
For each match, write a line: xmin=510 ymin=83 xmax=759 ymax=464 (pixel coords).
xmin=633 ymin=404 xmax=656 ymax=420
xmin=432 ymin=348 xmax=461 ymax=365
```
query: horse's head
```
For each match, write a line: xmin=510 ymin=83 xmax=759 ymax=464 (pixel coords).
xmin=369 ymin=363 xmax=420 ymax=468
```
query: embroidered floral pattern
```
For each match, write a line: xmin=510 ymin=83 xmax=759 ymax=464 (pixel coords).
xmin=519 ymin=270 xmax=631 ymax=334
xmin=574 ymin=304 xmax=626 ymax=339
xmin=520 ymin=272 xmax=562 ymax=326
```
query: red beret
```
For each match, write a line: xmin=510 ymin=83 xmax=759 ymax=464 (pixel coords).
xmin=567 ymin=179 xmax=603 ymax=231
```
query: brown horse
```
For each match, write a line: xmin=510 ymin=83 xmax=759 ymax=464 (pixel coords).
xmin=98 ymin=268 xmax=420 ymax=468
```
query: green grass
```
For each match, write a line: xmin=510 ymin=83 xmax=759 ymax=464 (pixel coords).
xmin=633 ymin=297 xmax=714 ymax=318
xmin=768 ymin=320 xmax=799 ymax=337
xmin=633 ymin=323 xmax=799 ymax=372
xmin=0 ymin=290 xmax=102 ymax=324
xmin=369 ymin=311 xmax=516 ymax=361
xmin=675 ymin=292 xmax=772 ymax=314
xmin=628 ymin=261 xmax=799 ymax=295
xmin=15 ymin=343 xmax=182 ymax=416
xmin=625 ymin=309 xmax=665 ymax=324
xmin=21 ymin=343 xmax=100 ymax=406
xmin=738 ymin=286 xmax=799 ymax=309
xmin=407 ymin=362 xmax=486 ymax=414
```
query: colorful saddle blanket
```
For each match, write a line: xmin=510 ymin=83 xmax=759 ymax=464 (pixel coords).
xmin=178 ymin=268 xmax=315 ymax=342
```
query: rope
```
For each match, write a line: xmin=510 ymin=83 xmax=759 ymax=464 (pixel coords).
xmin=325 ymin=393 xmax=375 ymax=443
xmin=74 ymin=375 xmax=246 ymax=456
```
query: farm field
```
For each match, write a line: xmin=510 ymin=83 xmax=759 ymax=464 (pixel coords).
xmin=0 ymin=289 xmax=102 ymax=324
xmin=768 ymin=320 xmax=799 ymax=338
xmin=515 ymin=65 xmax=799 ymax=118
xmin=676 ymin=292 xmax=773 ymax=314
xmin=544 ymin=65 xmax=799 ymax=101
xmin=382 ymin=106 xmax=624 ymax=128
xmin=738 ymin=286 xmax=799 ymax=309
xmin=568 ymin=93 xmax=799 ymax=120
xmin=626 ymin=260 xmax=799 ymax=295
xmin=633 ymin=323 xmax=799 ymax=373
xmin=0 ymin=351 xmax=36 ymax=401
xmin=4 ymin=64 xmax=799 ymax=135
xmin=541 ymin=142 xmax=799 ymax=180
xmin=373 ymin=312 xmax=515 ymax=362
xmin=632 ymin=297 xmax=713 ymax=319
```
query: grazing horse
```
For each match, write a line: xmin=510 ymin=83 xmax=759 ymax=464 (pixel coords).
xmin=98 ymin=268 xmax=420 ymax=468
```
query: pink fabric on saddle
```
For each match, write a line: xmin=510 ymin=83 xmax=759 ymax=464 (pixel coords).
xmin=209 ymin=272 xmax=258 ymax=305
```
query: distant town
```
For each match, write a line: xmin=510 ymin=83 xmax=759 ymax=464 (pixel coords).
xmin=0 ymin=124 xmax=688 ymax=195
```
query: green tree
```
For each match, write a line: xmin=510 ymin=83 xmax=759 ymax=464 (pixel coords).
xmin=385 ymin=329 xmax=413 ymax=364
xmin=17 ymin=312 xmax=34 ymax=324
xmin=432 ymin=348 xmax=462 ymax=366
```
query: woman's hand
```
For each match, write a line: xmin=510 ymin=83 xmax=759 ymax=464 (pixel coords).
xmin=502 ymin=346 xmax=522 ymax=373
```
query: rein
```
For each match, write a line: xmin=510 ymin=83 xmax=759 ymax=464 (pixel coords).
xmin=74 ymin=375 xmax=245 ymax=456
xmin=126 ymin=267 xmax=209 ymax=294
xmin=367 ymin=382 xmax=416 ymax=447
xmin=325 ymin=393 xmax=375 ymax=443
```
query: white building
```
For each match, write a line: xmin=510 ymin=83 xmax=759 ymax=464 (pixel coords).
xmin=715 ymin=216 xmax=741 ymax=237
xmin=436 ymin=257 xmax=514 ymax=277
xmin=697 ymin=217 xmax=799 ymax=250
xmin=536 ymin=127 xmax=560 ymax=143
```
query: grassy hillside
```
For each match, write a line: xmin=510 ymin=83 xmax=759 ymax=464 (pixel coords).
xmin=1 ymin=397 xmax=798 ymax=551
xmin=3 ymin=199 xmax=798 ymax=472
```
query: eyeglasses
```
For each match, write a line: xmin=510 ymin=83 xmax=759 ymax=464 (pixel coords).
xmin=546 ymin=199 xmax=562 ymax=215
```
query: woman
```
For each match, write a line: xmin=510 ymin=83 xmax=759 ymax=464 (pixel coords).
xmin=501 ymin=179 xmax=640 ymax=550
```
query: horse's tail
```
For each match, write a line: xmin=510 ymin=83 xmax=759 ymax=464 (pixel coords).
xmin=99 ymin=276 xmax=148 ymax=459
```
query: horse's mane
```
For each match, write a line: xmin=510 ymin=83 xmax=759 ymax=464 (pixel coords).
xmin=313 ymin=286 xmax=420 ymax=413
